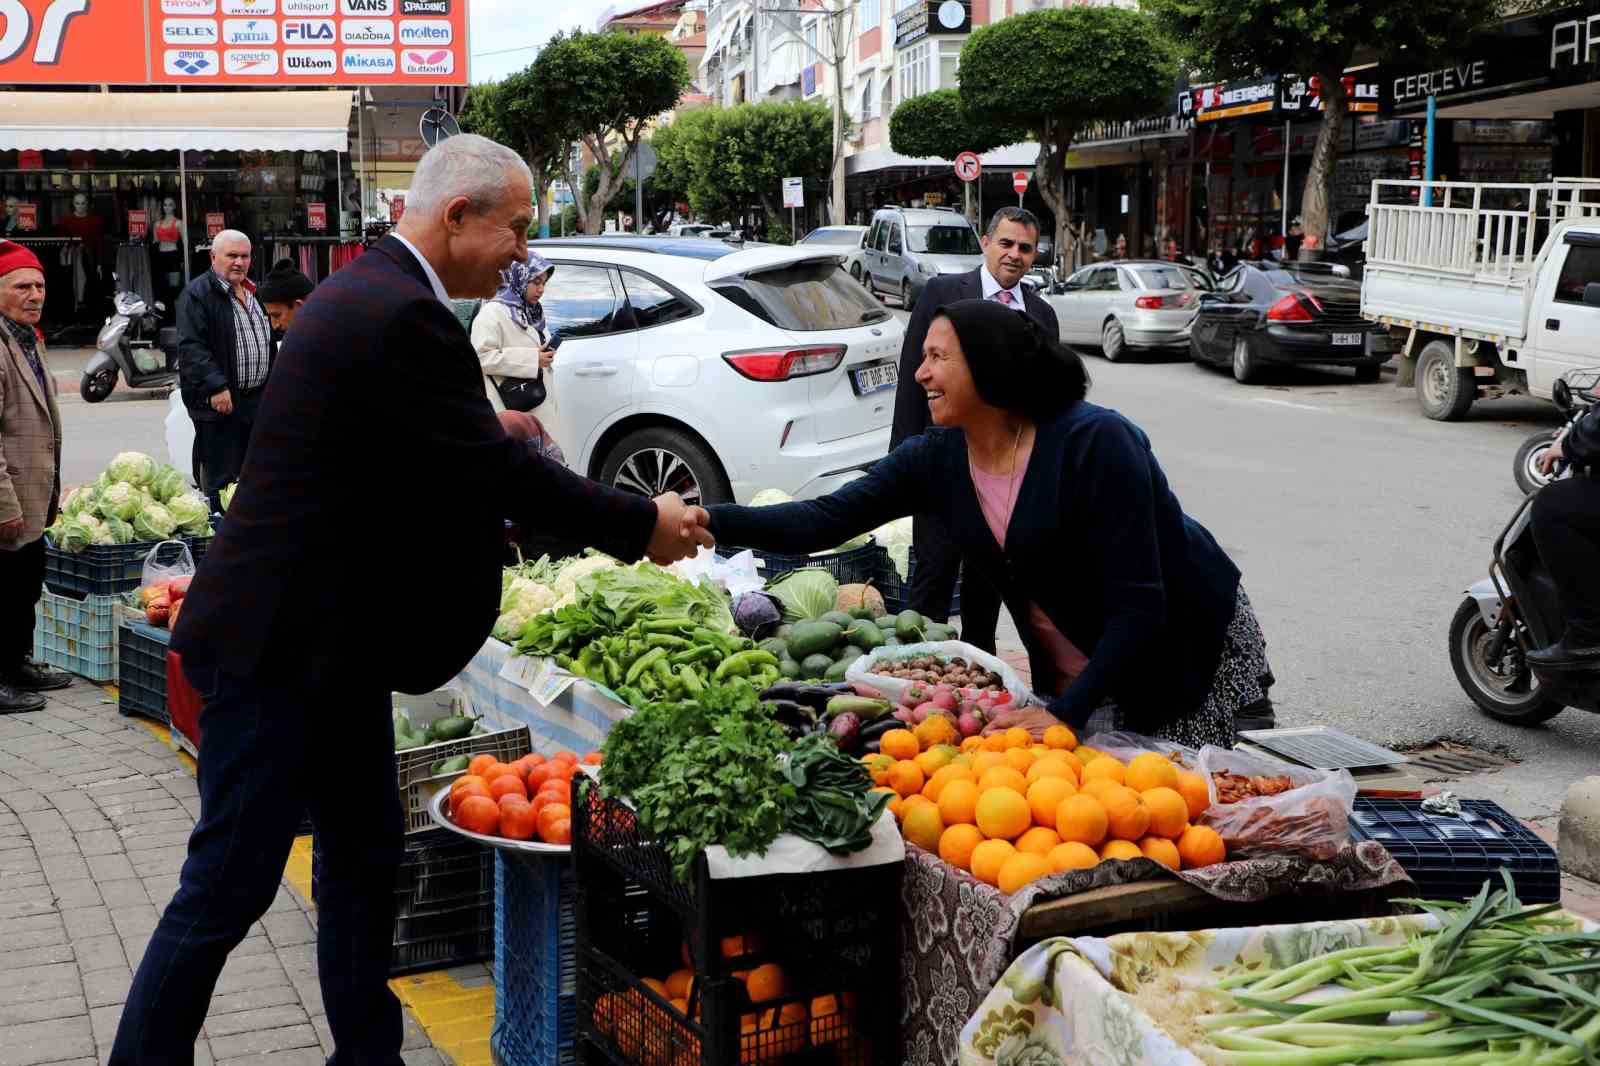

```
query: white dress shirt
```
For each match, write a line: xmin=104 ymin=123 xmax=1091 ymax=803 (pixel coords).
xmin=979 ymin=265 xmax=1026 ymax=310
xmin=392 ymin=233 xmax=450 ymax=304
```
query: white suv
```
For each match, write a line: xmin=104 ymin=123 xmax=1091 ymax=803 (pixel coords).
xmin=167 ymin=238 xmax=903 ymax=505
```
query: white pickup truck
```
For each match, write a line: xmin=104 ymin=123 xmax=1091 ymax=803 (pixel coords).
xmin=1361 ymin=178 xmax=1600 ymax=420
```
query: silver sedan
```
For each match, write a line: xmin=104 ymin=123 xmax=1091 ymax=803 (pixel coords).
xmin=1043 ymin=259 xmax=1207 ymax=361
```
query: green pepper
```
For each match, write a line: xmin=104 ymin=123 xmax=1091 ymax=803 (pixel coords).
xmin=644 ymin=633 xmax=692 ymax=650
xmin=624 ymin=647 xmax=668 ymax=685
xmin=692 ymin=627 xmax=740 ymax=654
xmin=678 ymin=666 xmax=704 ymax=696
xmin=713 ymin=649 xmax=781 ymax=682
xmin=432 ymin=754 xmax=471 ymax=776
xmin=604 ymin=655 xmax=623 ymax=688
xmin=642 ymin=618 xmax=698 ymax=634
xmin=669 ymin=645 xmax=720 ymax=667
xmin=394 ymin=732 xmax=424 ymax=751
xmin=426 ymin=715 xmax=478 ymax=743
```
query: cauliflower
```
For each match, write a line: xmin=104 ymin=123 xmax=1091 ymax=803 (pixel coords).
xmin=492 ymin=577 xmax=559 ymax=642
xmin=553 ymin=554 xmax=619 ymax=601
xmin=874 ymin=517 xmax=914 ymax=580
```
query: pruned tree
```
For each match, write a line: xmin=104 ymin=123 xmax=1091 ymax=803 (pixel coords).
xmin=460 ymin=72 xmax=567 ymax=237
xmin=889 ymin=88 xmax=1027 ymax=223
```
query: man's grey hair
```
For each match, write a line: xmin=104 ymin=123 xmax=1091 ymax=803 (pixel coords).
xmin=986 ymin=206 xmax=1041 ymax=238
xmin=406 ymin=134 xmax=532 ymax=218
xmin=212 ymin=229 xmax=251 ymax=252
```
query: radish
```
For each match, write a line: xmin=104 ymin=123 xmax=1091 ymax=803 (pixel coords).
xmin=912 ymin=701 xmax=939 ymax=724
xmin=957 ymin=713 xmax=982 ymax=737
xmin=930 ymin=688 xmax=957 ymax=712
xmin=892 ymin=708 xmax=914 ymax=724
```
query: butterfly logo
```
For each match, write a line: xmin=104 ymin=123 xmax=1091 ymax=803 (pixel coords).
xmin=408 ymin=49 xmax=447 ymax=64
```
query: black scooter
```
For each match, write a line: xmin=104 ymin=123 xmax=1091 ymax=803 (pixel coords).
xmin=81 ymin=290 xmax=178 ymax=403
xmin=1451 ymin=370 xmax=1600 ymax=725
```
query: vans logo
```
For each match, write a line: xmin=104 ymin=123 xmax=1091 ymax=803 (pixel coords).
xmin=161 ymin=0 xmax=217 ymax=13
xmin=163 ymin=49 xmax=219 ymax=75
xmin=221 ymin=0 xmax=275 ymax=12
xmin=223 ymin=19 xmax=277 ymax=44
xmin=341 ymin=20 xmax=395 ymax=44
xmin=401 ymin=48 xmax=452 ymax=75
xmin=163 ymin=18 xmax=219 ymax=44
xmin=342 ymin=0 xmax=394 ymax=13
xmin=400 ymin=0 xmax=449 ymax=12
xmin=398 ymin=18 xmax=449 ymax=43
xmin=224 ymin=49 xmax=279 ymax=74
xmin=282 ymin=18 xmax=335 ymax=42
xmin=281 ymin=0 xmax=335 ymax=11
xmin=284 ymin=48 xmax=337 ymax=73
xmin=341 ymin=48 xmax=396 ymax=74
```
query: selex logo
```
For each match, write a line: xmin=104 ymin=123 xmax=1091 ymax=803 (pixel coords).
xmin=341 ymin=48 xmax=396 ymax=74
xmin=224 ymin=49 xmax=279 ymax=74
xmin=283 ymin=48 xmax=337 ymax=73
xmin=398 ymin=18 xmax=450 ymax=44
xmin=163 ymin=19 xmax=219 ymax=44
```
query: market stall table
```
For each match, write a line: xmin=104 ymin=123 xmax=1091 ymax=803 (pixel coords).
xmin=453 ymin=638 xmax=631 ymax=753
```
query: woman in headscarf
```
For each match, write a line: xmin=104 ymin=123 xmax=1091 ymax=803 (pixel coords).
xmin=706 ymin=300 xmax=1271 ymax=746
xmin=471 ymin=252 xmax=557 ymax=416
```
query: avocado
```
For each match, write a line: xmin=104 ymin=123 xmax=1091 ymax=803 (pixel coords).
xmin=823 ymin=658 xmax=852 ymax=681
xmin=834 ymin=645 xmax=865 ymax=666
xmin=799 ymin=653 xmax=834 ymax=680
xmin=895 ymin=609 xmax=927 ymax=643
xmin=848 ymin=606 xmax=878 ymax=621
xmin=759 ymin=637 xmax=790 ymax=661
xmin=819 ymin=610 xmax=854 ymax=629
xmin=778 ymin=658 xmax=801 ymax=679
xmin=845 ymin=621 xmax=885 ymax=651
xmin=787 ymin=620 xmax=844 ymax=660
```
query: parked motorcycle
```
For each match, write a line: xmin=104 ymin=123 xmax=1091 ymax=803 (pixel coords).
xmin=82 ymin=291 xmax=178 ymax=403
xmin=1512 ymin=367 xmax=1599 ymax=494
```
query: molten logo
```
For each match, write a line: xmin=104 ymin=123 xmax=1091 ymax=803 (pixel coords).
xmin=398 ymin=18 xmax=449 ymax=43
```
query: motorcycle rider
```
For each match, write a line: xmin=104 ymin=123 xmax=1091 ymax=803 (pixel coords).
xmin=1529 ymin=420 xmax=1600 ymax=665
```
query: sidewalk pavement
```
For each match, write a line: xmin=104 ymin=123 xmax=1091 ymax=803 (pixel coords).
xmin=0 ymin=680 xmax=454 ymax=1066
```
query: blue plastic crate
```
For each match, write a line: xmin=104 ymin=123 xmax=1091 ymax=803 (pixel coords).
xmin=876 ymin=546 xmax=961 ymax=618
xmin=117 ymin=621 xmax=171 ymax=725
xmin=1350 ymin=798 xmax=1560 ymax=903
xmin=44 ymin=535 xmax=213 ymax=597
xmin=716 ymin=539 xmax=887 ymax=587
xmin=493 ymin=851 xmax=577 ymax=1066
xmin=34 ymin=588 xmax=119 ymax=682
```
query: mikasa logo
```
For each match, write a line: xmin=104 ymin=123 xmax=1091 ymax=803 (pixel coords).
xmin=342 ymin=49 xmax=395 ymax=73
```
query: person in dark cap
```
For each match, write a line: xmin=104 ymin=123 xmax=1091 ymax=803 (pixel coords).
xmin=255 ymin=258 xmax=314 ymax=335
xmin=703 ymin=299 xmax=1271 ymax=746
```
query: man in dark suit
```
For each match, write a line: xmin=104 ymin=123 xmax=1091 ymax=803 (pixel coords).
xmin=111 ymin=135 xmax=713 ymax=1065
xmin=889 ymin=206 xmax=1059 ymax=653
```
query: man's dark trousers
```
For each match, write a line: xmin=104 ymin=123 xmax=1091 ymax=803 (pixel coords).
xmin=109 ymin=663 xmax=405 ymax=1066
xmin=0 ymin=535 xmax=45 ymax=673
xmin=1532 ymin=475 xmax=1600 ymax=646
xmin=194 ymin=386 xmax=263 ymax=494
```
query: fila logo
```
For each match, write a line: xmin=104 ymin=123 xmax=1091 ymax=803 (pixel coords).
xmin=281 ymin=0 xmax=336 ymax=11
xmin=161 ymin=0 xmax=217 ymax=13
xmin=284 ymin=48 xmax=337 ymax=73
xmin=224 ymin=49 xmax=279 ymax=74
xmin=400 ymin=0 xmax=449 ymax=12
xmin=282 ymin=18 xmax=335 ymax=42
xmin=163 ymin=19 xmax=219 ymax=44
xmin=398 ymin=19 xmax=449 ymax=43
xmin=342 ymin=0 xmax=394 ymax=13
xmin=220 ymin=0 xmax=276 ymax=12
xmin=163 ymin=49 xmax=219 ymax=75
xmin=341 ymin=20 xmax=395 ymax=44
xmin=223 ymin=19 xmax=277 ymax=44
xmin=401 ymin=48 xmax=452 ymax=75
xmin=342 ymin=48 xmax=396 ymax=74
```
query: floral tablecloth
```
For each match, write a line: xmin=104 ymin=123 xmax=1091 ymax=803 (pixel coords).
xmin=896 ymin=841 xmax=1409 ymax=1066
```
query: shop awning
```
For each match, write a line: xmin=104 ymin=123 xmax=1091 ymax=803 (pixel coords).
xmin=0 ymin=91 xmax=354 ymax=153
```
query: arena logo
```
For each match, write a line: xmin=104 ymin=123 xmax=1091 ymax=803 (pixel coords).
xmin=281 ymin=0 xmax=335 ymax=11
xmin=221 ymin=0 xmax=276 ymax=13
xmin=341 ymin=20 xmax=395 ymax=45
xmin=163 ymin=49 xmax=219 ymax=75
xmin=224 ymin=49 xmax=279 ymax=75
xmin=342 ymin=0 xmax=394 ymax=13
xmin=398 ymin=19 xmax=450 ymax=44
xmin=399 ymin=0 xmax=449 ymax=12
xmin=223 ymin=19 xmax=277 ymax=44
xmin=163 ymin=19 xmax=219 ymax=44
xmin=342 ymin=49 xmax=396 ymax=74
xmin=282 ymin=18 xmax=335 ymax=42
xmin=401 ymin=48 xmax=452 ymax=76
xmin=161 ymin=0 xmax=217 ymax=13
xmin=284 ymin=48 xmax=337 ymax=73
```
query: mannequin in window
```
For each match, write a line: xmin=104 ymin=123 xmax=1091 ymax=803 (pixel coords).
xmin=58 ymin=193 xmax=105 ymax=311
xmin=153 ymin=197 xmax=186 ymax=313
xmin=2 ymin=197 xmax=21 ymax=236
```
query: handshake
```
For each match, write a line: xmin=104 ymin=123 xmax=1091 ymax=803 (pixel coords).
xmin=646 ymin=492 xmax=716 ymax=565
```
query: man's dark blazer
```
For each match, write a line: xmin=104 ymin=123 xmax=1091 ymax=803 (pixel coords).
xmin=890 ymin=268 xmax=1062 ymax=447
xmin=173 ymin=236 xmax=658 ymax=694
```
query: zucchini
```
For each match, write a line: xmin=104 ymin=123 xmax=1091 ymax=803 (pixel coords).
xmin=787 ymin=620 xmax=844 ymax=660
xmin=799 ymin=653 xmax=834 ymax=679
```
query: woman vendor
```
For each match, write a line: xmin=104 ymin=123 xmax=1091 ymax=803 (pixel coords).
xmin=706 ymin=300 xmax=1272 ymax=746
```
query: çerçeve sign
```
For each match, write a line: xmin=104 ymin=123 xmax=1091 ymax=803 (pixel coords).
xmin=0 ymin=0 xmax=466 ymax=85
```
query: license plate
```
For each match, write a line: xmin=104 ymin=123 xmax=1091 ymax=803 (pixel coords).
xmin=851 ymin=360 xmax=898 ymax=395
xmin=1332 ymin=332 xmax=1362 ymax=347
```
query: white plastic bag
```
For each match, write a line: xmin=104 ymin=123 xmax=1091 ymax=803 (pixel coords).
xmin=1196 ymin=745 xmax=1356 ymax=861
xmin=844 ymin=640 xmax=1038 ymax=707
xmin=1083 ymin=730 xmax=1202 ymax=770
xmin=668 ymin=546 xmax=764 ymax=598
xmin=141 ymin=539 xmax=195 ymax=590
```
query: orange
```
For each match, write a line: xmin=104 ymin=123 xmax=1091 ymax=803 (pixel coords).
xmin=720 ymin=935 xmax=746 ymax=960
xmin=923 ymin=764 xmax=976 ymax=802
xmin=454 ymin=794 xmax=500 ymax=836
xmin=1015 ymin=826 xmax=1061 ymax=855
xmin=1080 ymin=778 xmax=1120 ymax=802
xmin=886 ymin=795 xmax=905 ymax=820
xmin=1139 ymin=836 xmax=1182 ymax=871
xmin=542 ymin=818 xmax=572 ymax=845
xmin=1176 ymin=771 xmax=1211 ymax=820
xmin=1043 ymin=724 xmax=1078 ymax=751
xmin=1055 ymin=794 xmax=1109 ymax=847
xmin=879 ymin=729 xmax=919 ymax=761
xmin=887 ymin=761 xmax=925 ymax=798
xmin=810 ymin=994 xmax=851 ymax=1046
xmin=914 ymin=749 xmax=952 ymax=779
xmin=670 ymin=997 xmax=689 ymax=1015
xmin=1026 ymin=757 xmax=1078 ymax=787
xmin=899 ymin=795 xmax=934 ymax=824
xmin=482 ymin=762 xmax=520 ymax=784
xmin=583 ymin=750 xmax=603 ymax=765
xmin=1177 ymin=825 xmax=1227 ymax=869
xmin=938 ymin=823 xmax=985 ymax=872
xmin=978 ymin=732 xmax=1007 ymax=752
xmin=450 ymin=773 xmax=490 ymax=796
xmin=862 ymin=753 xmax=895 ymax=786
xmin=1056 ymin=750 xmax=1086 ymax=775
xmin=1002 ymin=748 xmax=1036 ymax=774
xmin=449 ymin=780 xmax=492 ymax=817
xmin=960 ymin=736 xmax=984 ymax=754
xmin=1076 ymin=745 xmax=1105 ymax=763
xmin=666 ymin=969 xmax=694 ymax=999
xmin=757 ymin=1003 xmax=808 ymax=1055
xmin=869 ymin=785 xmax=897 ymax=805
xmin=642 ymin=976 xmax=670 ymax=1000
xmin=969 ymin=839 xmax=1016 ymax=886
xmin=1026 ymin=777 xmax=1077 ymax=829
xmin=974 ymin=787 xmax=1031 ymax=841
xmin=1100 ymin=786 xmax=1151 ymax=842
xmin=901 ymin=802 xmax=944 ymax=852
xmin=970 ymin=752 xmax=1007 ymax=777
xmin=1030 ymin=744 xmax=1051 ymax=759
xmin=1003 ymin=727 xmax=1032 ymax=750
xmin=913 ymin=715 xmax=958 ymax=751
xmin=937 ymin=780 xmax=980 ymax=826
xmin=998 ymin=851 xmax=1054 ymax=894
xmin=1142 ymin=787 xmax=1190 ymax=839
xmin=489 ymin=775 xmax=528 ymax=802
xmin=978 ymin=766 xmax=1029 ymax=795
xmin=1100 ymin=839 xmax=1144 ymax=861
xmin=468 ymin=754 xmax=497 ymax=778
xmin=1047 ymin=841 xmax=1100 ymax=872
xmin=1127 ymin=752 xmax=1181 ymax=793
xmin=1081 ymin=757 xmax=1126 ymax=786
xmin=745 ymin=963 xmax=786 ymax=1003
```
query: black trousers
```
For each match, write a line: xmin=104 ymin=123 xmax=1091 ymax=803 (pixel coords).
xmin=0 ymin=535 xmax=45 ymax=673
xmin=1532 ymin=475 xmax=1600 ymax=645
xmin=909 ymin=515 xmax=1002 ymax=653
xmin=193 ymin=387 xmax=263 ymax=494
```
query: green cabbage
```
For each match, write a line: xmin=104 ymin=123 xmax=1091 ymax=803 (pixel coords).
xmin=61 ymin=486 xmax=96 ymax=518
xmin=149 ymin=466 xmax=186 ymax=503
xmin=96 ymin=481 xmax=141 ymax=521
xmin=765 ymin=567 xmax=839 ymax=622
xmin=166 ymin=492 xmax=209 ymax=531
xmin=106 ymin=451 xmax=157 ymax=487
xmin=132 ymin=502 xmax=177 ymax=542
xmin=750 ymin=488 xmax=794 ymax=507
xmin=219 ymin=483 xmax=237 ymax=512
xmin=56 ymin=519 xmax=95 ymax=553
xmin=101 ymin=516 xmax=134 ymax=545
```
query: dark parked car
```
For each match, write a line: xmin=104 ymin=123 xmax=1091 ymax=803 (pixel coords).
xmin=1189 ymin=262 xmax=1394 ymax=383
xmin=1323 ymin=220 xmax=1367 ymax=280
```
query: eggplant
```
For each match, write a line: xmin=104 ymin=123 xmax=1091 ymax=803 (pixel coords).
xmin=767 ymin=698 xmax=818 ymax=735
xmin=828 ymin=712 xmax=862 ymax=751
xmin=857 ymin=717 xmax=900 ymax=744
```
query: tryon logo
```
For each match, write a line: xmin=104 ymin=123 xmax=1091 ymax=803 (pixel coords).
xmin=221 ymin=0 xmax=276 ymax=13
xmin=401 ymin=48 xmax=452 ymax=75
xmin=224 ymin=49 xmax=279 ymax=74
xmin=282 ymin=18 xmax=335 ymax=42
xmin=341 ymin=48 xmax=396 ymax=74
xmin=284 ymin=48 xmax=337 ymax=73
xmin=162 ymin=0 xmax=217 ymax=13
xmin=342 ymin=0 xmax=394 ymax=13
xmin=164 ymin=49 xmax=219 ymax=75
xmin=400 ymin=0 xmax=449 ymax=12
xmin=223 ymin=19 xmax=277 ymax=44
xmin=341 ymin=20 xmax=395 ymax=44
xmin=163 ymin=19 xmax=219 ymax=44
xmin=281 ymin=0 xmax=335 ymax=11
xmin=398 ymin=19 xmax=450 ymax=43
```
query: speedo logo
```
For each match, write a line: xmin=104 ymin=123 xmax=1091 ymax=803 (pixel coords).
xmin=224 ymin=49 xmax=279 ymax=74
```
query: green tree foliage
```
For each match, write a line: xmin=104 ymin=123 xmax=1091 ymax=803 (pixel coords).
xmin=460 ymin=73 xmax=567 ymax=236
xmin=653 ymin=102 xmax=832 ymax=223
xmin=959 ymin=8 xmax=1177 ymax=263
xmin=1146 ymin=0 xmax=1499 ymax=240
xmin=888 ymin=88 xmax=1023 ymax=161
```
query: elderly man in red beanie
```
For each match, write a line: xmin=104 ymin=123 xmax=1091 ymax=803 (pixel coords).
xmin=0 ymin=239 xmax=69 ymax=714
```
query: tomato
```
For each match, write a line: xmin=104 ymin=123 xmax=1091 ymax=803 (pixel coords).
xmin=537 ymin=803 xmax=572 ymax=843
xmin=500 ymin=800 xmax=538 ymax=840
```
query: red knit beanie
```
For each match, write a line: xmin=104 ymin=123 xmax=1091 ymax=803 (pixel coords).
xmin=0 ymin=239 xmax=43 ymax=279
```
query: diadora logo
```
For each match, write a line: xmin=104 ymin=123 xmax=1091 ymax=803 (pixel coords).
xmin=220 ymin=0 xmax=276 ymax=13
xmin=341 ymin=20 xmax=395 ymax=44
xmin=342 ymin=48 xmax=396 ymax=74
xmin=282 ymin=18 xmax=335 ymax=42
xmin=281 ymin=0 xmax=335 ymax=11
xmin=399 ymin=0 xmax=449 ymax=12
xmin=163 ymin=19 xmax=219 ymax=44
xmin=398 ymin=19 xmax=449 ymax=44
xmin=161 ymin=0 xmax=217 ymax=13
xmin=164 ymin=49 xmax=219 ymax=75
xmin=284 ymin=48 xmax=337 ymax=73
xmin=401 ymin=48 xmax=451 ymax=75
xmin=224 ymin=49 xmax=279 ymax=74
xmin=342 ymin=0 xmax=394 ymax=13
xmin=223 ymin=19 xmax=277 ymax=44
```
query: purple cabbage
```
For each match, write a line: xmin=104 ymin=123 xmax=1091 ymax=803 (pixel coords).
xmin=732 ymin=591 xmax=784 ymax=639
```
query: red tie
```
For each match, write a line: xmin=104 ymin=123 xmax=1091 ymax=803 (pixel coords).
xmin=995 ymin=289 xmax=1015 ymax=306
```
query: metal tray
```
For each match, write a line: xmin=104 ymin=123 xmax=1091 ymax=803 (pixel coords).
xmin=1237 ymin=726 xmax=1408 ymax=771
xmin=427 ymin=786 xmax=570 ymax=856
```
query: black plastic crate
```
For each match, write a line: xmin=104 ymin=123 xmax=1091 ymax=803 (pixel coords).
xmin=716 ymin=540 xmax=886 ymax=588
xmin=874 ymin=547 xmax=961 ymax=619
xmin=117 ymin=621 xmax=171 ymax=725
xmin=45 ymin=535 xmax=213 ymax=597
xmin=1349 ymin=798 xmax=1560 ymax=903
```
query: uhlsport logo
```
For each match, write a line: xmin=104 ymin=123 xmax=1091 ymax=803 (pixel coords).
xmin=224 ymin=49 xmax=279 ymax=75
xmin=342 ymin=0 xmax=395 ymax=13
xmin=398 ymin=19 xmax=450 ymax=44
xmin=342 ymin=49 xmax=397 ymax=75
xmin=400 ymin=0 xmax=449 ymax=12
xmin=282 ymin=18 xmax=335 ymax=42
xmin=341 ymin=20 xmax=395 ymax=45
xmin=401 ymin=48 xmax=452 ymax=75
xmin=223 ymin=19 xmax=277 ymax=45
xmin=164 ymin=49 xmax=219 ymax=76
xmin=284 ymin=48 xmax=337 ymax=74
xmin=281 ymin=0 xmax=336 ymax=12
xmin=162 ymin=0 xmax=217 ymax=13
xmin=221 ymin=0 xmax=276 ymax=13
xmin=163 ymin=19 xmax=219 ymax=45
